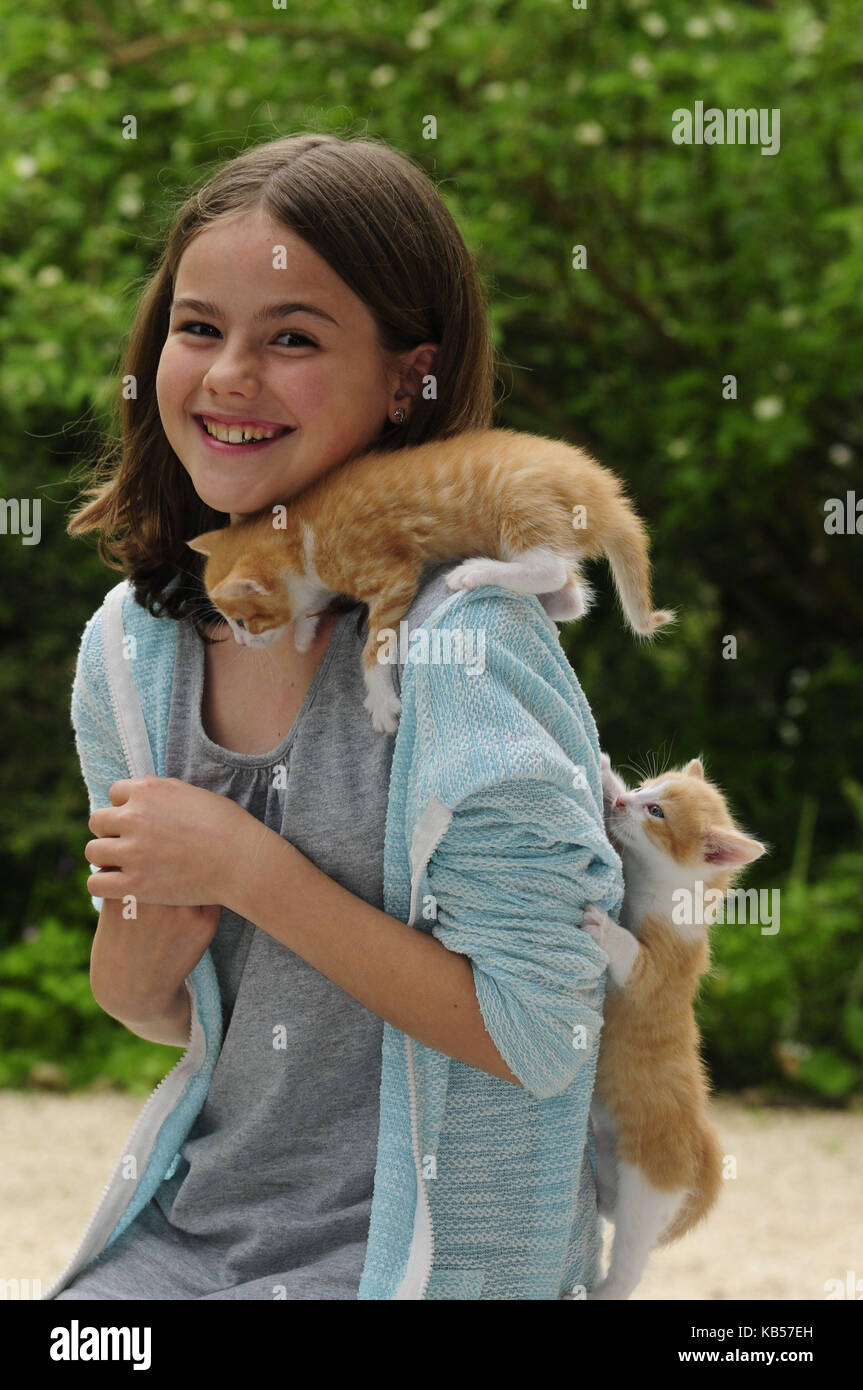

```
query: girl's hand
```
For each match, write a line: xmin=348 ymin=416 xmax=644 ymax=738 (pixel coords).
xmin=85 ymin=776 xmax=254 ymax=906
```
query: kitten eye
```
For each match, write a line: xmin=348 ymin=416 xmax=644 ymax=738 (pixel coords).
xmin=235 ymin=618 xmax=246 ymax=629
xmin=646 ymin=803 xmax=664 ymax=819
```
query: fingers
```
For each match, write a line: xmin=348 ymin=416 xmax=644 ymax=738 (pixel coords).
xmin=84 ymin=838 xmax=123 ymax=869
xmin=86 ymin=869 xmax=125 ymax=899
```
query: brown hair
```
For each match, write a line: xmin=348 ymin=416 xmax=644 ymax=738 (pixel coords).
xmin=67 ymin=132 xmax=498 ymax=636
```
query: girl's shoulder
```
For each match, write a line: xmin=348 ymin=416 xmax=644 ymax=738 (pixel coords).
xmin=73 ymin=578 xmax=181 ymax=735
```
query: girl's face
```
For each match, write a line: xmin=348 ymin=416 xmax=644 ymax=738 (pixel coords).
xmin=156 ymin=207 xmax=423 ymax=519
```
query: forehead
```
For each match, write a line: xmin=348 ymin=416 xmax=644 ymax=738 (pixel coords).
xmin=630 ymin=780 xmax=671 ymax=804
xmin=174 ymin=211 xmax=360 ymax=321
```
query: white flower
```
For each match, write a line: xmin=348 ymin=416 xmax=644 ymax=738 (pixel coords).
xmin=118 ymin=192 xmax=143 ymax=216
xmin=640 ymin=13 xmax=667 ymax=38
xmin=685 ymin=17 xmax=711 ymax=38
xmin=574 ymin=121 xmax=605 ymax=145
xmin=226 ymin=31 xmax=247 ymax=52
xmin=829 ymin=444 xmax=853 ymax=467
xmin=370 ymin=65 xmax=396 ymax=87
xmin=753 ymin=396 xmax=784 ymax=421
xmin=628 ymin=53 xmax=654 ymax=78
xmin=789 ymin=20 xmax=824 ymax=56
xmin=667 ymin=438 xmax=690 ymax=459
xmin=13 ymin=156 xmax=38 ymax=178
xmin=484 ymin=82 xmax=507 ymax=101
xmin=36 ymin=266 xmax=63 ymax=287
xmin=35 ymin=341 xmax=61 ymax=360
xmin=712 ymin=8 xmax=736 ymax=31
xmin=171 ymin=83 xmax=195 ymax=105
xmin=49 ymin=74 xmax=77 ymax=95
xmin=779 ymin=305 xmax=803 ymax=328
xmin=87 ymin=69 xmax=110 ymax=89
xmin=407 ymin=28 xmax=430 ymax=49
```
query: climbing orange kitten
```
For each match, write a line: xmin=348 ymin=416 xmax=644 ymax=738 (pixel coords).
xmin=187 ymin=426 xmax=674 ymax=733
xmin=573 ymin=753 xmax=766 ymax=1301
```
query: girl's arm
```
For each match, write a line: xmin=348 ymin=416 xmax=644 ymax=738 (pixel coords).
xmin=72 ymin=603 xmax=222 ymax=1043
xmin=219 ymin=825 xmax=523 ymax=1084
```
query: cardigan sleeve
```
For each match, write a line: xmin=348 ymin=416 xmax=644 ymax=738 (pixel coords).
xmin=70 ymin=604 xmax=130 ymax=911
xmin=408 ymin=589 xmax=623 ymax=1101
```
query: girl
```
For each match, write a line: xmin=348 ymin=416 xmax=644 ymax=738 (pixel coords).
xmin=49 ymin=133 xmax=623 ymax=1301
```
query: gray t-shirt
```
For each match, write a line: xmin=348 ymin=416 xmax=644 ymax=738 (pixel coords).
xmin=57 ymin=562 xmax=454 ymax=1301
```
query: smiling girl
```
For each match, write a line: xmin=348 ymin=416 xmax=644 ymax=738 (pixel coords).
xmin=51 ymin=133 xmax=622 ymax=1301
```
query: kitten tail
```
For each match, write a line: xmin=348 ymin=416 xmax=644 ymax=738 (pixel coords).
xmin=602 ymin=509 xmax=676 ymax=638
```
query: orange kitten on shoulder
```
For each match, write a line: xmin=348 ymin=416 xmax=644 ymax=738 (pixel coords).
xmin=187 ymin=427 xmax=674 ymax=733
xmin=574 ymin=754 xmax=766 ymax=1302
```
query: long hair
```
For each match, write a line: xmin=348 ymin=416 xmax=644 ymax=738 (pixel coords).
xmin=67 ymin=132 xmax=499 ymax=637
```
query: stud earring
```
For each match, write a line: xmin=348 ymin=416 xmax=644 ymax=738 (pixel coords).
xmin=393 ymin=407 xmax=407 ymax=424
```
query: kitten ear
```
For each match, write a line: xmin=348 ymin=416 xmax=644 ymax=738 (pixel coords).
xmin=186 ymin=530 xmax=223 ymax=556
xmin=685 ymin=758 xmax=705 ymax=779
xmin=703 ymin=828 xmax=767 ymax=866
xmin=210 ymin=577 xmax=271 ymax=601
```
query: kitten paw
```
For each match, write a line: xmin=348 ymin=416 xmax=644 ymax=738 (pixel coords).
xmin=580 ymin=903 xmax=612 ymax=944
xmin=538 ymin=579 xmax=589 ymax=621
xmin=599 ymin=754 xmax=627 ymax=804
xmin=362 ymin=688 xmax=402 ymax=735
xmin=445 ymin=559 xmax=499 ymax=593
xmin=580 ymin=908 xmax=640 ymax=986
xmin=586 ymin=1279 xmax=631 ymax=1301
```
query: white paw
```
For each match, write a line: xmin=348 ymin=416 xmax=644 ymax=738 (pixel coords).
xmin=363 ymin=688 xmax=402 ymax=735
xmin=586 ymin=1279 xmax=630 ymax=1301
xmin=445 ymin=559 xmax=498 ymax=593
xmin=293 ymin=614 xmax=320 ymax=653
xmin=580 ymin=903 xmax=611 ymax=945
xmin=599 ymin=755 xmax=627 ymax=805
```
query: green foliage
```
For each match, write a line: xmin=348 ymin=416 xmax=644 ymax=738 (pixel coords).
xmin=699 ymin=780 xmax=863 ymax=1103
xmin=0 ymin=0 xmax=861 ymax=1097
xmin=0 ymin=870 xmax=183 ymax=1094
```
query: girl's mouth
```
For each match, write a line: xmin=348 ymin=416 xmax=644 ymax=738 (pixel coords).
xmin=194 ymin=415 xmax=295 ymax=452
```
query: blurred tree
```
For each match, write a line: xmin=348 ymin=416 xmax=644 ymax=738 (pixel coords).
xmin=0 ymin=0 xmax=860 ymax=1092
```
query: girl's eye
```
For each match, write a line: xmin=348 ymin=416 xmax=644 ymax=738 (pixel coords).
xmin=178 ymin=321 xmax=219 ymax=338
xmin=274 ymin=330 xmax=314 ymax=348
xmin=646 ymin=804 xmax=665 ymax=819
xmin=177 ymin=322 xmax=314 ymax=348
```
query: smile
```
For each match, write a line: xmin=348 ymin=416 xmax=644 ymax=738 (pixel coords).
xmin=194 ymin=415 xmax=295 ymax=450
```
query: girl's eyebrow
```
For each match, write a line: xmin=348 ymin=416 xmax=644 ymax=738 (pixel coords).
xmin=169 ymin=296 xmax=339 ymax=327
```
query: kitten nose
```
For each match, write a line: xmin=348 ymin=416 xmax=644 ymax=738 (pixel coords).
xmin=614 ymin=796 xmax=627 ymax=809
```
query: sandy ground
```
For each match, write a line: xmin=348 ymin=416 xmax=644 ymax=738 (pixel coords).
xmin=1 ymin=1090 xmax=860 ymax=1300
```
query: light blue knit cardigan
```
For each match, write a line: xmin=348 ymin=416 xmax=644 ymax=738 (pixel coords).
xmin=46 ymin=577 xmax=623 ymax=1301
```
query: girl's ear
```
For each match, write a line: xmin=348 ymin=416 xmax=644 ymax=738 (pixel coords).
xmin=186 ymin=530 xmax=221 ymax=556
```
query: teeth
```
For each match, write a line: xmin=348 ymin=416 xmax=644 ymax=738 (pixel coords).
xmin=201 ymin=418 xmax=284 ymax=444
